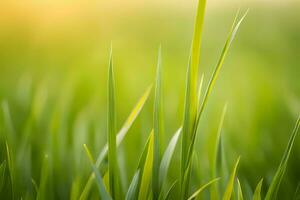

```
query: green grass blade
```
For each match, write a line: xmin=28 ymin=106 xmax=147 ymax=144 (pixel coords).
xmin=79 ymin=86 xmax=151 ymax=200
xmin=6 ymin=141 xmax=15 ymax=199
xmin=159 ymin=180 xmax=178 ymax=200
xmin=210 ymin=104 xmax=227 ymax=199
xmin=237 ymin=179 xmax=244 ymax=200
xmin=159 ymin=127 xmax=182 ymax=189
xmin=83 ymin=144 xmax=112 ymax=200
xmin=0 ymin=160 xmax=6 ymax=192
xmin=265 ymin=115 xmax=300 ymax=200
xmin=153 ymin=45 xmax=163 ymax=198
xmin=138 ymin=130 xmax=154 ymax=200
xmin=188 ymin=178 xmax=220 ymax=200
xmin=181 ymin=0 xmax=206 ymax=197
xmin=223 ymin=156 xmax=240 ymax=200
xmin=37 ymin=155 xmax=49 ymax=200
xmin=253 ymin=179 xmax=263 ymax=200
xmin=125 ymin=170 xmax=140 ymax=200
xmin=107 ymin=47 xmax=119 ymax=199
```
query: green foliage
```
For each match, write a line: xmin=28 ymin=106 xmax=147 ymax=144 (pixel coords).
xmin=253 ymin=179 xmax=263 ymax=200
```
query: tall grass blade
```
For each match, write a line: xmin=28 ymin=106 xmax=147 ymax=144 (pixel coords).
xmin=159 ymin=128 xmax=181 ymax=190
xmin=181 ymin=0 xmax=206 ymax=197
xmin=83 ymin=144 xmax=112 ymax=200
xmin=237 ymin=179 xmax=244 ymax=200
xmin=153 ymin=45 xmax=163 ymax=198
xmin=107 ymin=47 xmax=119 ymax=199
xmin=188 ymin=178 xmax=220 ymax=200
xmin=79 ymin=85 xmax=151 ymax=200
xmin=253 ymin=179 xmax=263 ymax=200
xmin=6 ymin=141 xmax=15 ymax=199
xmin=265 ymin=115 xmax=300 ymax=200
xmin=138 ymin=130 xmax=154 ymax=200
xmin=125 ymin=170 xmax=140 ymax=200
xmin=223 ymin=157 xmax=240 ymax=200
xmin=210 ymin=104 xmax=227 ymax=200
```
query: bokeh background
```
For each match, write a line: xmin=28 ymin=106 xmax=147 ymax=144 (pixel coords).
xmin=0 ymin=0 xmax=299 ymax=199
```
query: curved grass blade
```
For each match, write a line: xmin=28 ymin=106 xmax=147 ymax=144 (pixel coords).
xmin=223 ymin=156 xmax=240 ymax=200
xmin=253 ymin=179 xmax=263 ymax=200
xmin=125 ymin=170 xmax=140 ymax=200
xmin=293 ymin=182 xmax=300 ymax=200
xmin=153 ymin=45 xmax=163 ymax=199
xmin=237 ymin=179 xmax=244 ymax=200
xmin=79 ymin=85 xmax=151 ymax=200
xmin=265 ymin=115 xmax=300 ymax=200
xmin=159 ymin=128 xmax=182 ymax=189
xmin=188 ymin=178 xmax=220 ymax=200
xmin=159 ymin=180 xmax=178 ymax=200
xmin=138 ymin=131 xmax=154 ymax=200
xmin=83 ymin=144 xmax=112 ymax=200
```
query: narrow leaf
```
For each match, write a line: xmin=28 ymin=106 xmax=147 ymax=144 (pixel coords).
xmin=237 ymin=179 xmax=244 ymax=200
xmin=265 ymin=115 xmax=300 ymax=200
xmin=253 ymin=179 xmax=263 ymax=200
xmin=188 ymin=178 xmax=220 ymax=200
xmin=125 ymin=170 xmax=140 ymax=200
xmin=223 ymin=157 xmax=241 ymax=200
xmin=37 ymin=154 xmax=49 ymax=200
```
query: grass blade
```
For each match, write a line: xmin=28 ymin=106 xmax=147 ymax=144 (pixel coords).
xmin=265 ymin=115 xmax=300 ymax=200
xmin=159 ymin=127 xmax=182 ymax=189
xmin=79 ymin=85 xmax=151 ymax=200
xmin=188 ymin=178 xmax=220 ymax=200
xmin=159 ymin=180 xmax=178 ymax=200
xmin=181 ymin=0 xmax=206 ymax=197
xmin=237 ymin=179 xmax=244 ymax=200
xmin=125 ymin=170 xmax=140 ymax=200
xmin=107 ymin=47 xmax=119 ymax=198
xmin=83 ymin=144 xmax=112 ymax=200
xmin=223 ymin=156 xmax=240 ymax=200
xmin=153 ymin=45 xmax=163 ymax=198
xmin=253 ymin=179 xmax=263 ymax=200
xmin=210 ymin=104 xmax=227 ymax=199
xmin=6 ymin=141 xmax=15 ymax=199
xmin=138 ymin=130 xmax=154 ymax=200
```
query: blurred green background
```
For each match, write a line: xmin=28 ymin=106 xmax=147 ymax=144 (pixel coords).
xmin=0 ymin=0 xmax=299 ymax=199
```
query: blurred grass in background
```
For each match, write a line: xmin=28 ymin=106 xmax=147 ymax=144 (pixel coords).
xmin=0 ymin=0 xmax=300 ymax=199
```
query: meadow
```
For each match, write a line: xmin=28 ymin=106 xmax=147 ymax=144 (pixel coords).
xmin=0 ymin=0 xmax=300 ymax=199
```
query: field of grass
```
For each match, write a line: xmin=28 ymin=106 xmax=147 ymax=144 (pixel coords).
xmin=0 ymin=0 xmax=300 ymax=199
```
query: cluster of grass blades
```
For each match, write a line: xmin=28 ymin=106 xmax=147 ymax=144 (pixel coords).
xmin=0 ymin=0 xmax=300 ymax=199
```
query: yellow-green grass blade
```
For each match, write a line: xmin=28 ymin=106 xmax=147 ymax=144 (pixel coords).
xmin=83 ymin=144 xmax=112 ymax=200
xmin=253 ymin=179 xmax=263 ymax=200
xmin=153 ymin=45 xmax=163 ymax=198
xmin=0 ymin=160 xmax=6 ymax=192
xmin=223 ymin=157 xmax=240 ymax=200
xmin=186 ymin=11 xmax=248 ymax=171
xmin=1 ymin=101 xmax=16 ymax=145
xmin=181 ymin=0 xmax=206 ymax=197
xmin=181 ymin=0 xmax=206 ymax=174
xmin=159 ymin=128 xmax=182 ymax=190
xmin=138 ymin=130 xmax=154 ymax=200
xmin=265 ymin=115 xmax=300 ymax=200
xmin=107 ymin=47 xmax=119 ymax=199
xmin=237 ymin=179 xmax=244 ymax=200
xmin=125 ymin=170 xmax=140 ymax=200
xmin=210 ymin=104 xmax=227 ymax=200
xmin=37 ymin=154 xmax=49 ymax=200
xmin=188 ymin=178 xmax=220 ymax=200
xmin=79 ymin=85 xmax=151 ymax=200
xmin=6 ymin=141 xmax=15 ymax=199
